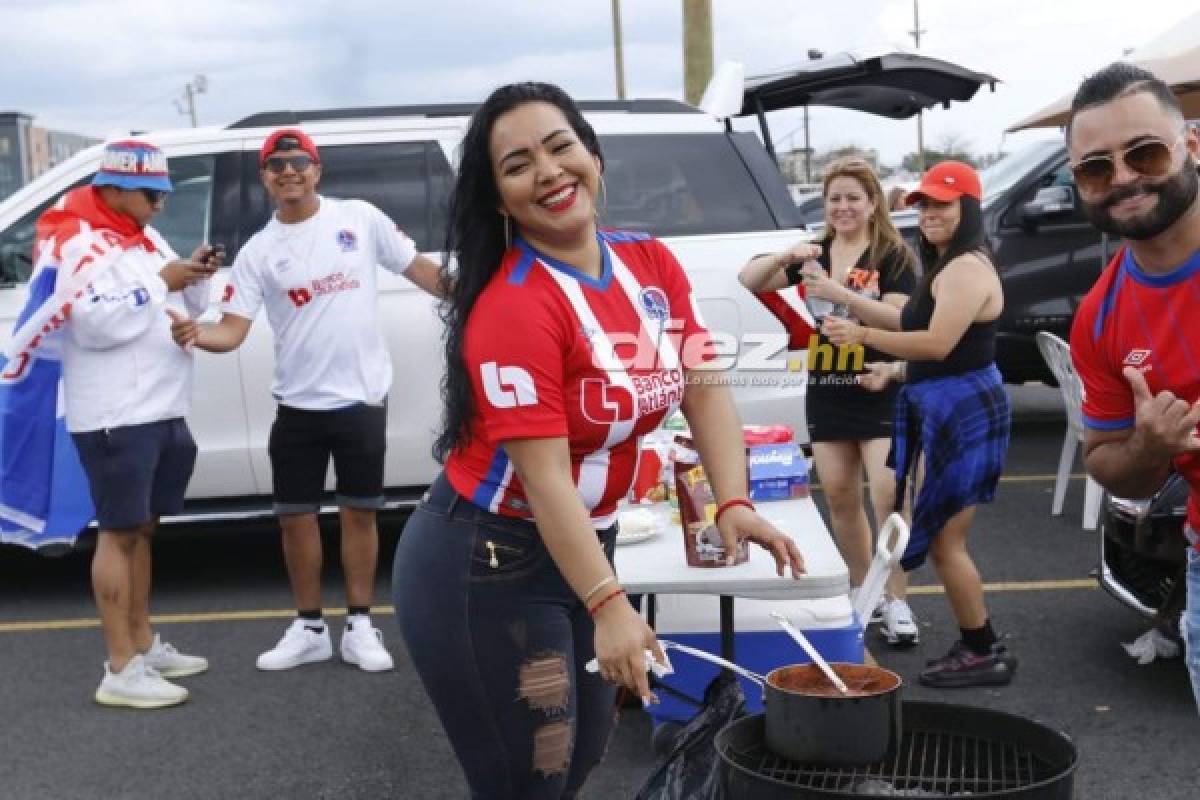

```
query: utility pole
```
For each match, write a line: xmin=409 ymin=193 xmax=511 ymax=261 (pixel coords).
xmin=803 ymin=106 xmax=811 ymax=182
xmin=682 ymin=0 xmax=713 ymax=106
xmin=175 ymin=74 xmax=208 ymax=127
xmin=802 ymin=49 xmax=823 ymax=184
xmin=611 ymin=0 xmax=626 ymax=100
xmin=909 ymin=0 xmax=925 ymax=172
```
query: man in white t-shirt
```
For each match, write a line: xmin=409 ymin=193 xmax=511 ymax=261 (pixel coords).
xmin=172 ymin=128 xmax=441 ymax=673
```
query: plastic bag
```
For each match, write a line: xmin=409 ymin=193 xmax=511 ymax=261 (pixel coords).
xmin=1121 ymin=626 xmax=1181 ymax=664
xmin=634 ymin=671 xmax=745 ymax=800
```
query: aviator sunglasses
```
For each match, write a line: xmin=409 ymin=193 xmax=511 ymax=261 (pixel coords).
xmin=264 ymin=154 xmax=315 ymax=174
xmin=1069 ymin=135 xmax=1183 ymax=194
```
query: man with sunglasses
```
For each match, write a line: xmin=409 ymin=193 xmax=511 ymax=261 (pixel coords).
xmin=48 ymin=140 xmax=220 ymax=708
xmin=1067 ymin=62 xmax=1200 ymax=713
xmin=171 ymin=128 xmax=441 ymax=674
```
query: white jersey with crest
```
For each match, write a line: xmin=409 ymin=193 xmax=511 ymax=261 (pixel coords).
xmin=223 ymin=196 xmax=417 ymax=409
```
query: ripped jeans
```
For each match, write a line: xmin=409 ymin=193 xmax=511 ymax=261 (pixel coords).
xmin=393 ymin=473 xmax=619 ymax=800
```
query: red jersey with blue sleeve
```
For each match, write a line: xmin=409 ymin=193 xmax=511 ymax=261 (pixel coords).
xmin=1070 ymin=245 xmax=1200 ymax=544
xmin=445 ymin=230 xmax=711 ymax=528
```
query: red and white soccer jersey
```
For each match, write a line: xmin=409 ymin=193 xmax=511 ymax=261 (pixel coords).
xmin=445 ymin=230 xmax=711 ymax=528
xmin=1071 ymin=246 xmax=1200 ymax=544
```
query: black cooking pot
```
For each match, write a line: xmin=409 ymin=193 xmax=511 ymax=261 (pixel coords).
xmin=663 ymin=641 xmax=902 ymax=764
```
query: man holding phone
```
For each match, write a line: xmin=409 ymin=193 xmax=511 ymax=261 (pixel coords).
xmin=171 ymin=128 xmax=442 ymax=674
xmin=52 ymin=140 xmax=219 ymax=708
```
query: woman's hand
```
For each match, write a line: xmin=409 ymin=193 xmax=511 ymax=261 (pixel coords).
xmin=592 ymin=599 xmax=666 ymax=704
xmin=715 ymin=505 xmax=806 ymax=578
xmin=782 ymin=241 xmax=823 ymax=266
xmin=857 ymin=361 xmax=892 ymax=392
xmin=822 ymin=316 xmax=867 ymax=347
xmin=800 ymin=263 xmax=849 ymax=303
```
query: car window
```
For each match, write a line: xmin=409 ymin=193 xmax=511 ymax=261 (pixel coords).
xmin=598 ymin=134 xmax=777 ymax=237
xmin=152 ymin=154 xmax=216 ymax=257
xmin=0 ymin=177 xmax=87 ymax=284
xmin=239 ymin=141 xmax=452 ymax=253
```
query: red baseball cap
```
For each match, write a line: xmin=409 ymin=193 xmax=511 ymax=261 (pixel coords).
xmin=259 ymin=128 xmax=320 ymax=167
xmin=905 ymin=160 xmax=982 ymax=206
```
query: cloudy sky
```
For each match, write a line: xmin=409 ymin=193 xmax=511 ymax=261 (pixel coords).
xmin=5 ymin=0 xmax=1198 ymax=165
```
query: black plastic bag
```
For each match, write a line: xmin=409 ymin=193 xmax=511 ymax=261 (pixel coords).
xmin=634 ymin=671 xmax=746 ymax=800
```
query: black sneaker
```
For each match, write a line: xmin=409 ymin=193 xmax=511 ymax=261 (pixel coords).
xmin=919 ymin=641 xmax=1017 ymax=688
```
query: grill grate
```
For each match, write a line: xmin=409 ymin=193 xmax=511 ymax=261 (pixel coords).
xmin=728 ymin=726 xmax=1056 ymax=794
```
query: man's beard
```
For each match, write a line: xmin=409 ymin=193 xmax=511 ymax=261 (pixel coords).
xmin=1082 ymin=158 xmax=1199 ymax=241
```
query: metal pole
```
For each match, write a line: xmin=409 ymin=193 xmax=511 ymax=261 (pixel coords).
xmin=682 ymin=0 xmax=713 ymax=106
xmin=803 ymin=105 xmax=812 ymax=182
xmin=185 ymin=82 xmax=198 ymax=127
xmin=911 ymin=0 xmax=925 ymax=172
xmin=611 ymin=0 xmax=626 ymax=100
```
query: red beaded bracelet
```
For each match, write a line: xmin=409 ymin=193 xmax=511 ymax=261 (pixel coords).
xmin=588 ymin=588 xmax=627 ymax=617
xmin=714 ymin=497 xmax=756 ymax=526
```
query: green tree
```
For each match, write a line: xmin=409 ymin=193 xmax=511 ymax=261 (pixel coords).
xmin=902 ymin=134 xmax=978 ymax=172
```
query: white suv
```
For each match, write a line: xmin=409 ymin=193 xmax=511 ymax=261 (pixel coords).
xmin=0 ymin=100 xmax=812 ymax=520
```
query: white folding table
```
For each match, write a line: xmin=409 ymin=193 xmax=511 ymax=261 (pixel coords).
xmin=613 ymin=495 xmax=849 ymax=661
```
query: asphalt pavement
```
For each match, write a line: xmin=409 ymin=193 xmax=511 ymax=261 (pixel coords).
xmin=0 ymin=385 xmax=1194 ymax=799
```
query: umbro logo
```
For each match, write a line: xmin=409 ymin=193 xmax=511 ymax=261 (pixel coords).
xmin=1123 ymin=349 xmax=1151 ymax=367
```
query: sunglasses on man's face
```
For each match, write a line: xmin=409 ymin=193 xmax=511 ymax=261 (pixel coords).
xmin=264 ymin=154 xmax=315 ymax=174
xmin=140 ymin=189 xmax=167 ymax=205
xmin=1069 ymin=136 xmax=1182 ymax=195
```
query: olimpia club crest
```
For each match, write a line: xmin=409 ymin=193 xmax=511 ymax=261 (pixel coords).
xmin=639 ymin=286 xmax=670 ymax=321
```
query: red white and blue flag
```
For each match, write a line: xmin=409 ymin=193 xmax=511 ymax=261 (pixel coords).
xmin=0 ymin=188 xmax=138 ymax=549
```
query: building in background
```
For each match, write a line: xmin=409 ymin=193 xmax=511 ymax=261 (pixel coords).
xmin=0 ymin=112 xmax=98 ymax=201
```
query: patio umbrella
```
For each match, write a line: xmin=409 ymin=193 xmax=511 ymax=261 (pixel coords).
xmin=1007 ymin=11 xmax=1200 ymax=131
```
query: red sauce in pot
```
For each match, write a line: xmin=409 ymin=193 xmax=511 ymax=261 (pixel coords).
xmin=767 ymin=663 xmax=900 ymax=698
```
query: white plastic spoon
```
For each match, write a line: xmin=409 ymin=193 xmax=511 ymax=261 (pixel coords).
xmin=770 ymin=611 xmax=850 ymax=695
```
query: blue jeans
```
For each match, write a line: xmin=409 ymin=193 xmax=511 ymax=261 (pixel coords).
xmin=1185 ymin=548 xmax=1200 ymax=714
xmin=392 ymin=473 xmax=619 ymax=800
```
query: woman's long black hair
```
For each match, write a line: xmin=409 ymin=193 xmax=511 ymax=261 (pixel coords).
xmin=432 ymin=82 xmax=603 ymax=463
xmin=913 ymin=193 xmax=991 ymax=301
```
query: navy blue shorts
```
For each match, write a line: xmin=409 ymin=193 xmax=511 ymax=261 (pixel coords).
xmin=71 ymin=418 xmax=198 ymax=531
xmin=268 ymin=403 xmax=386 ymax=514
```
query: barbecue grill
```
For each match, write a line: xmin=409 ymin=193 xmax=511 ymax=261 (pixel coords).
xmin=717 ymin=701 xmax=1077 ymax=799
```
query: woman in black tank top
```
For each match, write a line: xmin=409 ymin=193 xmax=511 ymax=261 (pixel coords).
xmin=824 ymin=161 xmax=1016 ymax=690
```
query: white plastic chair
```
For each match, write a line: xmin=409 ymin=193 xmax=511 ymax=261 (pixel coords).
xmin=1036 ymin=331 xmax=1102 ymax=529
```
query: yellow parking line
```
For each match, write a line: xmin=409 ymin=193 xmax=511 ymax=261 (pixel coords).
xmin=998 ymin=473 xmax=1086 ymax=483
xmin=0 ymin=605 xmax=396 ymax=634
xmin=0 ymin=581 xmax=1099 ymax=634
xmin=908 ymin=579 xmax=1097 ymax=595
xmin=811 ymin=473 xmax=1087 ymax=491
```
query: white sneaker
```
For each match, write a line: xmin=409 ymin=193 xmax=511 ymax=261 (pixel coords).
xmin=95 ymin=654 xmax=189 ymax=709
xmin=256 ymin=619 xmax=333 ymax=671
xmin=340 ymin=621 xmax=394 ymax=672
xmin=881 ymin=598 xmax=920 ymax=646
xmin=143 ymin=633 xmax=208 ymax=678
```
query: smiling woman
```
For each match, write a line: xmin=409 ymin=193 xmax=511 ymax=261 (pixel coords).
xmin=392 ymin=80 xmax=806 ymax=799
xmin=822 ymin=160 xmax=1016 ymax=689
